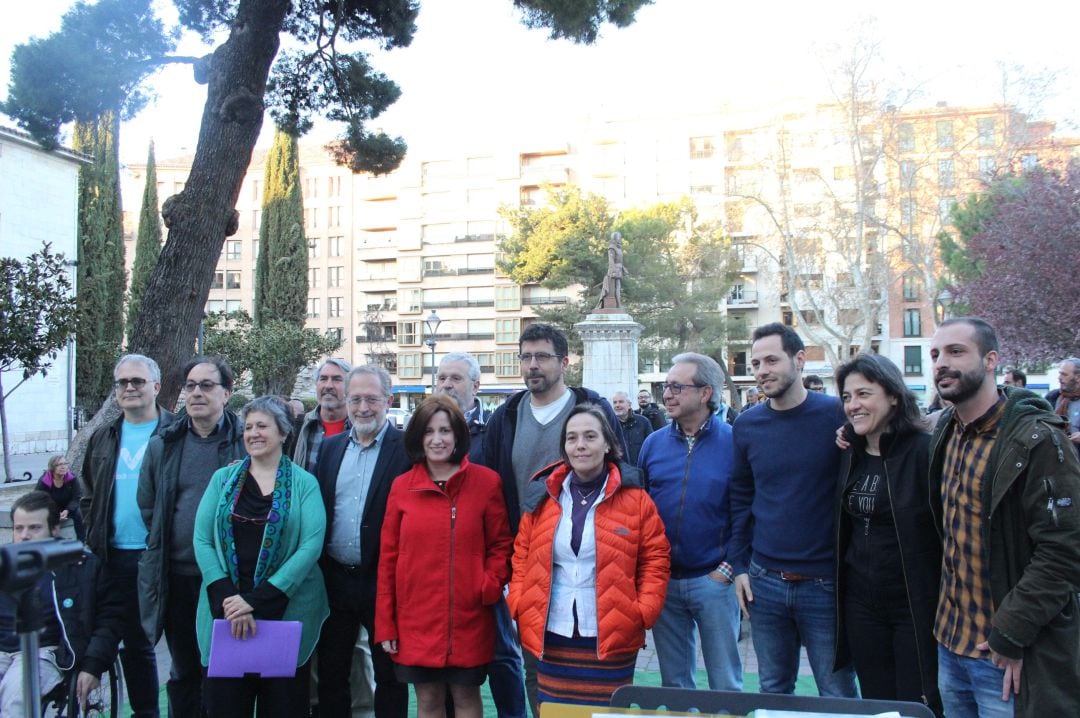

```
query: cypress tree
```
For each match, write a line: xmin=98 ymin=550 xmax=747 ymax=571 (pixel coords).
xmin=126 ymin=140 xmax=163 ymax=343
xmin=74 ymin=110 xmax=126 ymax=410
xmin=253 ymin=127 xmax=309 ymax=394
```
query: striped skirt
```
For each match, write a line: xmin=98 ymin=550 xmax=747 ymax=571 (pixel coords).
xmin=536 ymin=631 xmax=637 ymax=706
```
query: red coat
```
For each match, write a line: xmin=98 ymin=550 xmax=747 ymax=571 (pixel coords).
xmin=507 ymin=461 xmax=670 ymax=660
xmin=375 ymin=458 xmax=512 ymax=668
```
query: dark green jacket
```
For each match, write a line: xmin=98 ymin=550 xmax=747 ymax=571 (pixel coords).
xmin=136 ymin=410 xmax=246 ymax=643
xmin=929 ymin=387 xmax=1080 ymax=716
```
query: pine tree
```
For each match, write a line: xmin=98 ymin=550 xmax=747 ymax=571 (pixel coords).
xmin=127 ymin=140 xmax=163 ymax=343
xmin=253 ymin=127 xmax=309 ymax=395
xmin=74 ymin=111 xmax=126 ymax=410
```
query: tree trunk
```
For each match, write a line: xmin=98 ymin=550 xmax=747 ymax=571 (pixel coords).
xmin=126 ymin=0 xmax=291 ymax=408
xmin=0 ymin=372 xmax=12 ymax=482
xmin=66 ymin=395 xmax=120 ymax=491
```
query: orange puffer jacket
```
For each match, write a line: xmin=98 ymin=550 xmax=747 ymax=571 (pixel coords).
xmin=507 ymin=461 xmax=670 ymax=660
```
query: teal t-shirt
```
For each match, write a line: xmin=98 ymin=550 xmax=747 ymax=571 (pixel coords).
xmin=111 ymin=418 xmax=158 ymax=549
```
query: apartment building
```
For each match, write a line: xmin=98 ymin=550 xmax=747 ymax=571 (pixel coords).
xmin=122 ymin=102 xmax=1078 ymax=404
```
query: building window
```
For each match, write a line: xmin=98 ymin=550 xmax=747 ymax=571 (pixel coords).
xmin=904 ymin=346 xmax=923 ymax=375
xmin=398 ymin=352 xmax=422 ymax=379
xmin=979 ymin=156 xmax=997 ymax=181
xmin=225 ymin=240 xmax=242 ymax=260
xmin=226 ymin=299 xmax=241 ymax=313
xmin=398 ymin=288 xmax=422 ymax=314
xmin=328 ymin=327 xmax=343 ymax=343
xmin=495 ymin=318 xmax=520 ymax=344
xmin=689 ymin=136 xmax=715 ymax=159
xmin=328 ymin=266 xmax=343 ymax=288
xmin=329 ymin=236 xmax=344 ymax=257
xmin=937 ymin=159 xmax=954 ymax=189
xmin=308 ymin=268 xmax=320 ymax=289
xmin=252 ymin=209 xmax=261 ymax=231
xmin=252 ymin=240 xmax=259 ymax=259
xmin=495 ymin=351 xmax=519 ymax=378
xmin=799 ymin=309 xmax=821 ymax=326
xmin=252 ymin=180 xmax=262 ymax=202
xmin=977 ymin=118 xmax=996 ymax=148
xmin=900 ymin=198 xmax=915 ymax=227
xmin=495 ymin=285 xmax=521 ymax=311
xmin=397 ymin=321 xmax=421 ymax=346
xmin=307 ymin=297 xmax=320 ymax=319
xmin=207 ymin=300 xmax=224 ymax=313
xmin=308 ymin=239 xmax=320 ymax=258
xmin=936 ymin=120 xmax=954 ymax=149
xmin=782 ymin=310 xmax=795 ymax=327
xmin=328 ymin=297 xmax=343 ymax=318
xmin=304 ymin=177 xmax=318 ymax=199
xmin=1021 ymin=153 xmax=1038 ymax=171
xmin=329 ymin=206 xmax=342 ymax=227
xmin=226 ymin=271 xmax=241 ymax=290
xmin=900 ymin=161 xmax=916 ymax=190
xmin=902 ymin=273 xmax=920 ymax=301
xmin=475 ymin=352 xmax=495 ymax=373
xmin=897 ymin=123 xmax=915 ymax=152
xmin=903 ymin=308 xmax=922 ymax=337
xmin=306 ymin=207 xmax=319 ymax=229
xmin=939 ymin=197 xmax=956 ymax=224
xmin=211 ymin=271 xmax=223 ymax=290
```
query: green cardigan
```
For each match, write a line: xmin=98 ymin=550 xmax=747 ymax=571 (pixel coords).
xmin=193 ymin=459 xmax=329 ymax=667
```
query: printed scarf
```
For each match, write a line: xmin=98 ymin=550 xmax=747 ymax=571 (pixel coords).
xmin=216 ymin=455 xmax=294 ymax=589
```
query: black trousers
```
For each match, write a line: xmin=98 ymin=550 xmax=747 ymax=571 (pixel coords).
xmin=108 ymin=549 xmax=160 ymax=717
xmin=844 ymin=578 xmax=942 ymax=716
xmin=316 ymin=560 xmax=407 ymax=718
xmin=164 ymin=571 xmax=207 ymax=718
xmin=203 ymin=660 xmax=311 ymax=717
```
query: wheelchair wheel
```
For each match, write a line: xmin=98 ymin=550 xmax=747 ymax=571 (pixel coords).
xmin=64 ymin=658 xmax=123 ymax=717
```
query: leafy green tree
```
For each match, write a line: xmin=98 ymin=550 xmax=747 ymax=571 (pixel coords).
xmin=74 ymin=111 xmax=126 ymax=410
xmin=0 ymin=243 xmax=79 ymax=481
xmin=499 ymin=187 xmax=737 ymax=362
xmin=203 ymin=310 xmax=341 ymax=396
xmin=5 ymin=0 xmax=650 ymax=408
xmin=127 ymin=140 xmax=164 ymax=343
xmin=253 ymin=127 xmax=308 ymax=394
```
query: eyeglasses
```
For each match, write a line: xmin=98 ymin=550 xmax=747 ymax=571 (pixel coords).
xmin=184 ymin=380 xmax=224 ymax=393
xmin=662 ymin=382 xmax=706 ymax=395
xmin=347 ymin=395 xmax=386 ymax=408
xmin=114 ymin=378 xmax=148 ymax=389
xmin=229 ymin=511 xmax=269 ymax=526
xmin=518 ymin=352 xmax=562 ymax=364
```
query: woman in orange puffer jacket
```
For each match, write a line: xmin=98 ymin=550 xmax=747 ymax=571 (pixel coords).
xmin=508 ymin=404 xmax=670 ymax=709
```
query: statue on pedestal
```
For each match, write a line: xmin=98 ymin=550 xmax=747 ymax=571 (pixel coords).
xmin=595 ymin=231 xmax=625 ymax=311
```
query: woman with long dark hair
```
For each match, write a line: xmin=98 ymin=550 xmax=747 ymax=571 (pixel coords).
xmin=834 ymin=353 xmax=942 ymax=716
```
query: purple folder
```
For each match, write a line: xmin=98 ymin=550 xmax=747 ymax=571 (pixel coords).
xmin=207 ymin=619 xmax=302 ymax=678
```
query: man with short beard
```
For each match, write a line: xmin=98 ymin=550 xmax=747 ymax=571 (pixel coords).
xmin=728 ymin=323 xmax=857 ymax=698
xmin=294 ymin=358 xmax=352 ymax=474
xmin=929 ymin=318 xmax=1080 ymax=717
xmin=1045 ymin=358 xmax=1080 ymax=454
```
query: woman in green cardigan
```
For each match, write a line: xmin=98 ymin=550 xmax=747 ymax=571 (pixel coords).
xmin=194 ymin=395 xmax=329 ymax=717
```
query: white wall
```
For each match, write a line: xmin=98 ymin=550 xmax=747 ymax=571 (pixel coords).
xmin=0 ymin=130 xmax=83 ymax=454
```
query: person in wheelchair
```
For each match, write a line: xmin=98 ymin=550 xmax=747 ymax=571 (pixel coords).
xmin=0 ymin=491 xmax=123 ymax=714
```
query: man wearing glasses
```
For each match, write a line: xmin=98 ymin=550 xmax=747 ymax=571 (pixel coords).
xmin=638 ymin=353 xmax=742 ymax=692
xmin=480 ymin=323 xmax=626 ymax=716
xmin=81 ymin=354 xmax=174 ymax=717
xmin=314 ymin=365 xmax=411 ymax=717
xmin=138 ymin=355 xmax=246 ymax=716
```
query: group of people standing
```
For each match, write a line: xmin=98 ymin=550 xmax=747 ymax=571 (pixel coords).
xmin=18 ymin=313 xmax=1080 ymax=718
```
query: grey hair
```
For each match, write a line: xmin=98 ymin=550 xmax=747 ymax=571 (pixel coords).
xmin=114 ymin=354 xmax=161 ymax=382
xmin=316 ymin=357 xmax=352 ymax=381
xmin=612 ymin=390 xmax=629 ymax=401
xmin=439 ymin=352 xmax=480 ymax=382
xmin=240 ymin=395 xmax=294 ymax=437
xmin=671 ymin=352 xmax=724 ymax=413
xmin=1064 ymin=357 xmax=1080 ymax=373
xmin=347 ymin=365 xmax=393 ymax=398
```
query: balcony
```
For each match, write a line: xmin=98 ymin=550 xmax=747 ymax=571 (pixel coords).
xmin=727 ymin=290 xmax=759 ymax=306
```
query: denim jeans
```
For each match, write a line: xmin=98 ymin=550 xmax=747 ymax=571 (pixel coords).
xmin=937 ymin=644 xmax=1014 ymax=718
xmin=747 ymin=561 xmax=857 ymax=697
xmin=488 ymin=595 xmax=527 ymax=718
xmin=653 ymin=573 xmax=742 ymax=690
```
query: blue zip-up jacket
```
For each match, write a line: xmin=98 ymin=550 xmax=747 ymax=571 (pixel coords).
xmin=638 ymin=414 xmax=734 ymax=577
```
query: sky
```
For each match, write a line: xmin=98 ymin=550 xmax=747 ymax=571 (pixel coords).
xmin=3 ymin=0 xmax=1079 ymax=169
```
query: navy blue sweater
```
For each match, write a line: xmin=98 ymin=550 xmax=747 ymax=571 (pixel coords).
xmin=638 ymin=415 xmax=734 ymax=577
xmin=729 ymin=391 xmax=846 ymax=577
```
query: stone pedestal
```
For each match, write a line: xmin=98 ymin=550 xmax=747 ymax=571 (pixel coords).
xmin=574 ymin=311 xmax=643 ymax=405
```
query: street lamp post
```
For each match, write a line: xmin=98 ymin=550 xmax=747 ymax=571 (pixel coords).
xmin=424 ymin=309 xmax=442 ymax=393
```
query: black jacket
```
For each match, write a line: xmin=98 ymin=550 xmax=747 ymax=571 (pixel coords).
xmin=835 ymin=430 xmax=942 ymax=714
xmin=637 ymin=402 xmax=668 ymax=431
xmin=314 ymin=422 xmax=411 ymax=609
xmin=929 ymin=388 xmax=1080 ymax=717
xmin=81 ymin=407 xmax=175 ymax=559
xmin=618 ymin=412 xmax=653 ymax=465
xmin=479 ymin=387 xmax=628 ymax=534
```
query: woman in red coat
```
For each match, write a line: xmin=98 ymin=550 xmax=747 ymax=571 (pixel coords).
xmin=508 ymin=404 xmax=670 ymax=709
xmin=375 ymin=395 xmax=512 ymax=718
